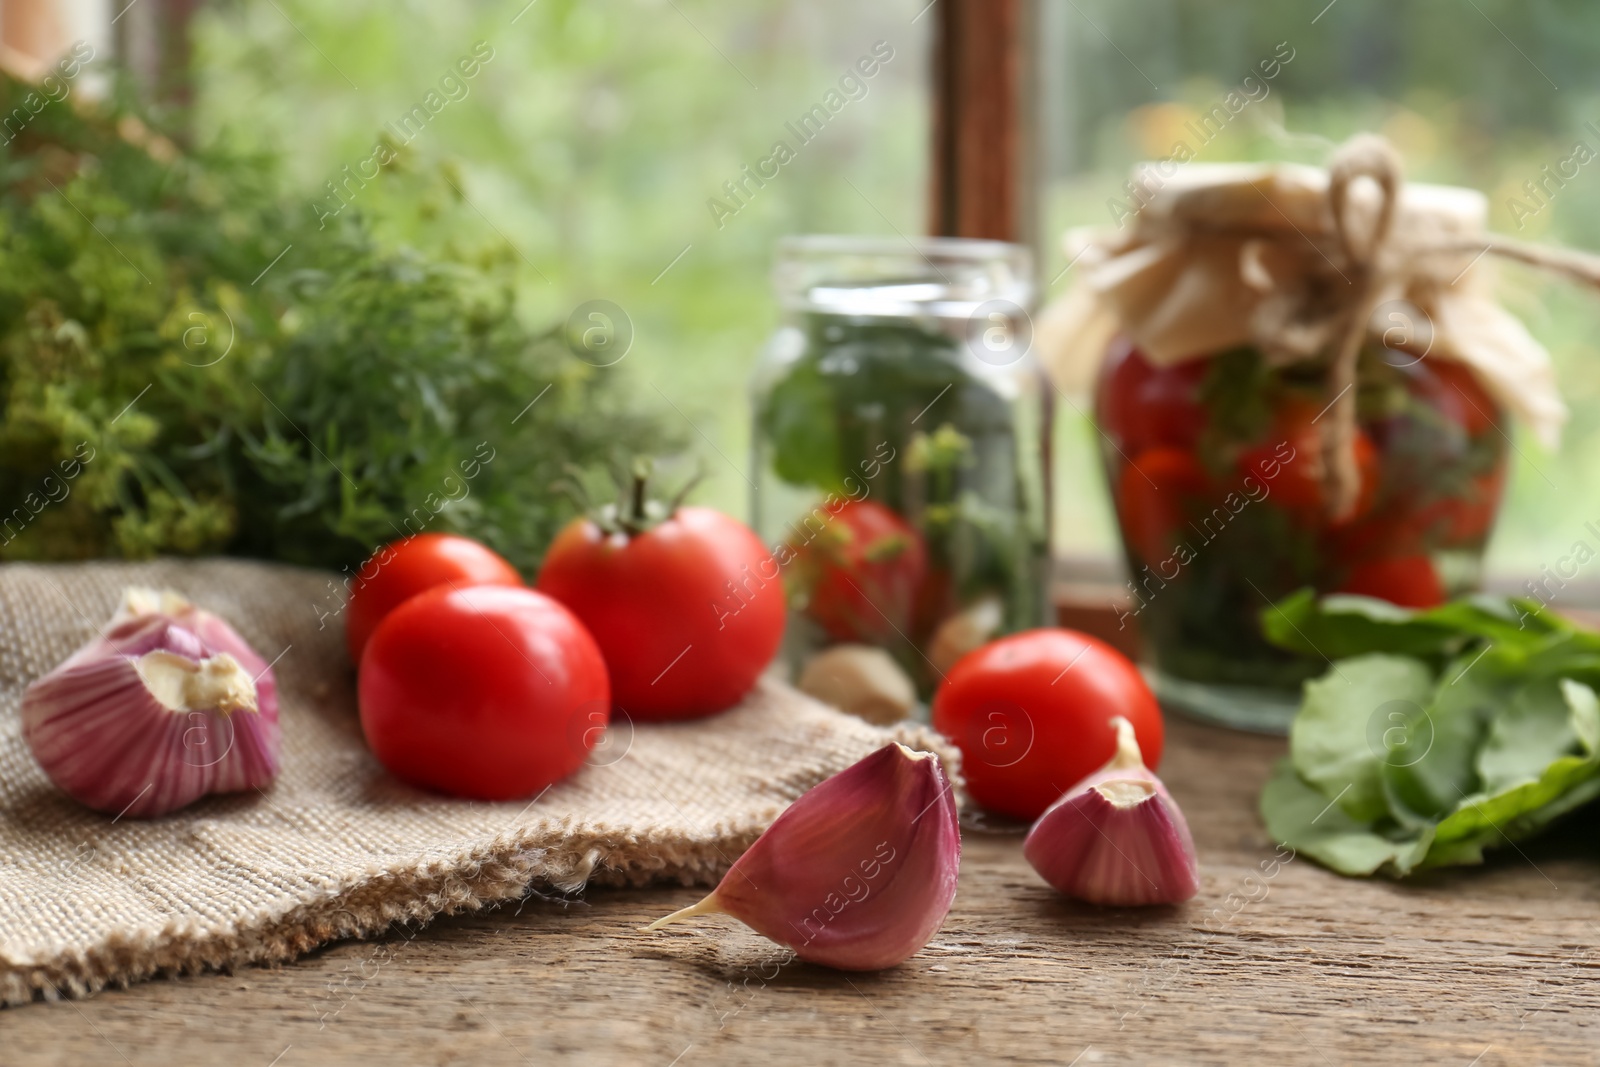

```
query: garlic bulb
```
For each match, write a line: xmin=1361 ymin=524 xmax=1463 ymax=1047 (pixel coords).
xmin=1022 ymin=717 xmax=1198 ymax=906
xmin=646 ymin=743 xmax=960 ymax=970
xmin=22 ymin=588 xmax=281 ymax=818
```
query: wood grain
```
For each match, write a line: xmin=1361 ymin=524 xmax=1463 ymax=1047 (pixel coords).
xmin=928 ymin=0 xmax=1026 ymax=242
xmin=8 ymin=713 xmax=1598 ymax=1066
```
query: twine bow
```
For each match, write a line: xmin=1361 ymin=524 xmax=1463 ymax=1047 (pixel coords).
xmin=1037 ymin=132 xmax=1600 ymax=517
xmin=1319 ymin=134 xmax=1405 ymax=519
xmin=1249 ymin=134 xmax=1600 ymax=519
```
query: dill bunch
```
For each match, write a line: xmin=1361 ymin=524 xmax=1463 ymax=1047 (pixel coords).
xmin=0 ymin=73 xmax=670 ymax=574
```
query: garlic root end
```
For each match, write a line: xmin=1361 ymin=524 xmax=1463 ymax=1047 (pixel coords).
xmin=643 ymin=894 xmax=725 ymax=932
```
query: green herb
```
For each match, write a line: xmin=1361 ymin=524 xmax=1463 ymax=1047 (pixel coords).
xmin=755 ymin=312 xmax=1047 ymax=649
xmin=0 ymin=74 xmax=670 ymax=574
xmin=1259 ymin=592 xmax=1600 ymax=876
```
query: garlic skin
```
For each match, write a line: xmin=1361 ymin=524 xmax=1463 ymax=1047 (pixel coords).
xmin=22 ymin=589 xmax=281 ymax=819
xmin=929 ymin=596 xmax=1003 ymax=676
xmin=798 ymin=644 xmax=916 ymax=725
xmin=1022 ymin=717 xmax=1198 ymax=906
xmin=646 ymin=743 xmax=960 ymax=970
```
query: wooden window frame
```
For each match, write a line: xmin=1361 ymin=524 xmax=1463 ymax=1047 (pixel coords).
xmin=927 ymin=0 xmax=1036 ymax=247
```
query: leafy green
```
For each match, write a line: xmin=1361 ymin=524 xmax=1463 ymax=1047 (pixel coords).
xmin=1259 ymin=589 xmax=1556 ymax=662
xmin=1261 ymin=760 xmax=1428 ymax=876
xmin=1260 ymin=592 xmax=1600 ymax=878
xmin=756 ymin=312 xmax=1047 ymax=675
xmin=0 ymin=73 xmax=670 ymax=574
xmin=1289 ymin=653 xmax=1434 ymax=823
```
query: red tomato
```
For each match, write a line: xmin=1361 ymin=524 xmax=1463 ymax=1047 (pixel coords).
xmin=1438 ymin=467 xmax=1507 ymax=545
xmin=345 ymin=534 xmax=523 ymax=665
xmin=931 ymin=629 xmax=1164 ymax=821
xmin=537 ymin=506 xmax=785 ymax=721
xmin=790 ymin=499 xmax=927 ymax=646
xmin=1410 ymin=358 xmax=1502 ymax=437
xmin=1115 ymin=448 xmax=1209 ymax=565
xmin=1095 ymin=337 xmax=1210 ymax=453
xmin=1326 ymin=505 xmax=1431 ymax=566
xmin=1337 ymin=555 xmax=1445 ymax=609
xmin=1241 ymin=399 xmax=1378 ymax=523
xmin=359 ymin=585 xmax=608 ymax=799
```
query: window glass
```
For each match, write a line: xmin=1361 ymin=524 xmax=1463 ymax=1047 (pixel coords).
xmin=191 ymin=0 xmax=930 ymax=521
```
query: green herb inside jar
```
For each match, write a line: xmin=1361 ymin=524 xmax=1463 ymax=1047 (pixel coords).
xmin=754 ymin=310 xmax=1049 ymax=693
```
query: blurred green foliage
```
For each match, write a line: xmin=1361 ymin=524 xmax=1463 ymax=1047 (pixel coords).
xmin=0 ymin=71 xmax=666 ymax=573
xmin=188 ymin=0 xmax=931 ymax=527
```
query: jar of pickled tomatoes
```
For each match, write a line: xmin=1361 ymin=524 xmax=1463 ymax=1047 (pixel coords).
xmin=1094 ymin=337 xmax=1508 ymax=727
xmin=1039 ymin=153 xmax=1561 ymax=730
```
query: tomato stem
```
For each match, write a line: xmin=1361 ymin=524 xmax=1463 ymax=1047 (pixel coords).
xmin=626 ymin=457 xmax=652 ymax=534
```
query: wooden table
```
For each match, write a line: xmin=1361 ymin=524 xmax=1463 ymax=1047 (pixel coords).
xmin=9 ymin=713 xmax=1598 ymax=1066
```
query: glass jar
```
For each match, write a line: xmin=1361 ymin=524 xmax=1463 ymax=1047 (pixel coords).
xmin=752 ymin=235 xmax=1050 ymax=700
xmin=1095 ymin=337 xmax=1509 ymax=730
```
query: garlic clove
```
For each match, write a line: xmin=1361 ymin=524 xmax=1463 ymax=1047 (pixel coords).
xmin=116 ymin=587 xmax=281 ymax=727
xmin=929 ymin=596 xmax=1004 ymax=676
xmin=798 ymin=644 xmax=916 ymax=725
xmin=646 ymin=742 xmax=960 ymax=970
xmin=21 ymin=589 xmax=281 ymax=819
xmin=1022 ymin=716 xmax=1198 ymax=906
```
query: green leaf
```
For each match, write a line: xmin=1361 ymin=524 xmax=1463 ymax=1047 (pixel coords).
xmin=1260 ymin=591 xmax=1556 ymax=662
xmin=1562 ymin=678 xmax=1600 ymax=755
xmin=1262 ymin=590 xmax=1464 ymax=660
xmin=1380 ymin=664 xmax=1498 ymax=825
xmin=1289 ymin=653 xmax=1435 ymax=823
xmin=1476 ymin=679 xmax=1581 ymax=793
xmin=1423 ymin=755 xmax=1600 ymax=870
xmin=1260 ymin=760 xmax=1427 ymax=877
xmin=756 ymin=358 xmax=844 ymax=493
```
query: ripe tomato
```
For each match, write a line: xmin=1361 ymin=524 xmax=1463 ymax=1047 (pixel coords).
xmin=1326 ymin=504 xmax=1431 ymax=566
xmin=1409 ymin=358 xmax=1502 ymax=437
xmin=1240 ymin=399 xmax=1378 ymax=523
xmin=931 ymin=629 xmax=1164 ymax=820
xmin=1438 ymin=467 xmax=1507 ymax=545
xmin=1095 ymin=337 xmax=1210 ymax=454
xmin=345 ymin=533 xmax=523 ymax=665
xmin=791 ymin=499 xmax=927 ymax=645
xmin=537 ymin=505 xmax=785 ymax=721
xmin=1338 ymin=554 xmax=1445 ymax=609
xmin=1114 ymin=447 xmax=1208 ymax=565
xmin=359 ymin=585 xmax=608 ymax=799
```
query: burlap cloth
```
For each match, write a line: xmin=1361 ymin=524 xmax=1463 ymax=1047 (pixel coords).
xmin=0 ymin=559 xmax=957 ymax=1006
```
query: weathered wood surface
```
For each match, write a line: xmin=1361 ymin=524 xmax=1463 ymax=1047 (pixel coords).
xmin=9 ymin=714 xmax=1599 ymax=1066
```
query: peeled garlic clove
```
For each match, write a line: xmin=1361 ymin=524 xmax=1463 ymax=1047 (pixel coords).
xmin=22 ymin=589 xmax=281 ymax=818
xmin=117 ymin=587 xmax=280 ymax=722
xmin=646 ymin=743 xmax=960 ymax=970
xmin=798 ymin=644 xmax=916 ymax=725
xmin=929 ymin=596 xmax=1003 ymax=676
xmin=1023 ymin=716 xmax=1198 ymax=906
